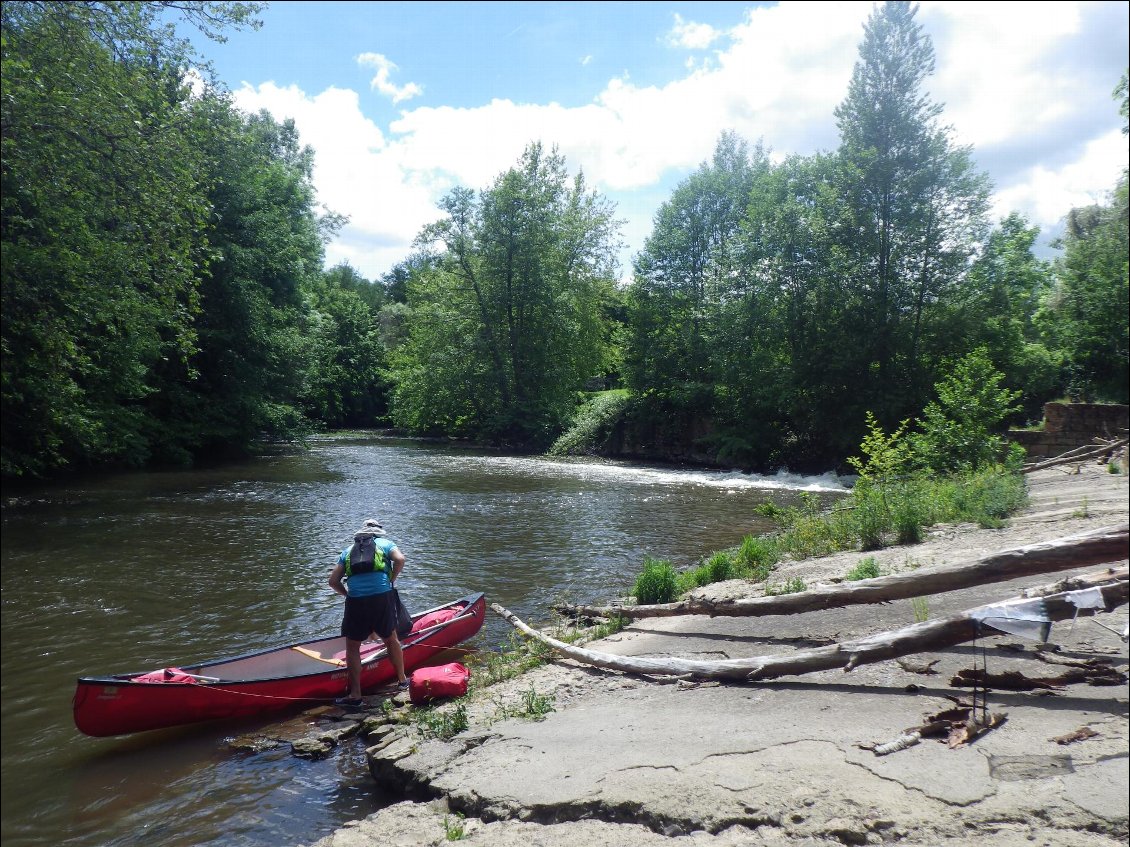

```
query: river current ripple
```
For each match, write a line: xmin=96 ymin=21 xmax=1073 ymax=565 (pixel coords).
xmin=0 ymin=434 xmax=848 ymax=847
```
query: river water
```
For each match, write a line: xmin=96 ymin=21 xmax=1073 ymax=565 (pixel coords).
xmin=0 ymin=434 xmax=848 ymax=847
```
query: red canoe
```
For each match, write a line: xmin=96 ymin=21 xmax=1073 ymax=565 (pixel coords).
xmin=73 ymin=592 xmax=486 ymax=737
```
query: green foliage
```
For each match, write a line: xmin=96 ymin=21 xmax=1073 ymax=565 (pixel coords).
xmin=911 ymin=348 xmax=1021 ymax=473
xmin=911 ymin=597 xmax=930 ymax=623
xmin=392 ymin=143 xmax=623 ymax=449
xmin=633 ymin=556 xmax=680 ymax=604
xmin=549 ymin=390 xmax=630 ymax=456
xmin=467 ymin=633 xmax=554 ymax=692
xmin=415 ymin=702 xmax=469 ymax=740
xmin=847 ymin=413 xmax=913 ymax=483
xmin=735 ymin=535 xmax=780 ymax=581
xmin=766 ymin=578 xmax=807 ymax=596
xmin=443 ymin=813 xmax=467 ymax=841
xmin=846 ymin=557 xmax=881 ymax=581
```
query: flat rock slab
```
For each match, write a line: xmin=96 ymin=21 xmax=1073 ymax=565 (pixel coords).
xmin=312 ymin=466 xmax=1129 ymax=847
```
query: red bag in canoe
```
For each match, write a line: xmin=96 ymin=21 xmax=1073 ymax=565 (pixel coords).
xmin=409 ymin=662 xmax=471 ymax=704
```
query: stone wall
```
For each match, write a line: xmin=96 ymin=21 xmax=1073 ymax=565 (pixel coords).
xmin=1008 ymin=402 xmax=1129 ymax=460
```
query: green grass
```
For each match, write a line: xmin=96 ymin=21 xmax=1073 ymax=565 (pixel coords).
xmin=414 ymin=702 xmax=469 ymax=740
xmin=911 ymin=596 xmax=930 ymax=623
xmin=549 ymin=390 xmax=630 ymax=456
xmin=845 ymin=556 xmax=881 ymax=581
xmin=625 ymin=466 xmax=1027 ymax=609
xmin=766 ymin=577 xmax=807 ymax=595
xmin=634 ymin=556 xmax=680 ymax=603
xmin=443 ymin=813 xmax=467 ymax=841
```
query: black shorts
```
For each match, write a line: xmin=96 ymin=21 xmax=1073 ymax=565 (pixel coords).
xmin=341 ymin=592 xmax=397 ymax=641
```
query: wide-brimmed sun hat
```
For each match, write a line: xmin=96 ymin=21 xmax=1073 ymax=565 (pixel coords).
xmin=353 ymin=519 xmax=386 ymax=539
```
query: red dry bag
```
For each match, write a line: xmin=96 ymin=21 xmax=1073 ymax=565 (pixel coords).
xmin=409 ymin=662 xmax=471 ymax=704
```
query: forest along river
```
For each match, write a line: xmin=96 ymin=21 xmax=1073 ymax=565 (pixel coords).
xmin=0 ymin=434 xmax=849 ymax=847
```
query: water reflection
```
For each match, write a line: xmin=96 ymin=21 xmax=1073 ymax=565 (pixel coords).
xmin=1 ymin=435 xmax=848 ymax=847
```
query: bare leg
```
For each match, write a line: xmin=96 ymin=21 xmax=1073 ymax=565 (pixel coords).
xmin=345 ymin=638 xmax=363 ymax=699
xmin=383 ymin=630 xmax=407 ymax=683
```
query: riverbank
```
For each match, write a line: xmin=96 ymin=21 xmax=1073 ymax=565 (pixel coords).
xmin=310 ymin=462 xmax=1128 ymax=847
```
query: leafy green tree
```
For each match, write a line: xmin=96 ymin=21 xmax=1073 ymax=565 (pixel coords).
xmin=910 ymin=347 xmax=1021 ymax=473
xmin=170 ymin=105 xmax=329 ymax=456
xmin=395 ymin=143 xmax=622 ymax=447
xmin=960 ymin=214 xmax=1059 ymax=420
xmin=1 ymin=1 xmax=260 ymax=476
xmin=724 ymin=151 xmax=861 ymax=467
xmin=1039 ymin=73 xmax=1129 ymax=404
xmin=833 ymin=0 xmax=991 ymax=422
xmin=301 ymin=263 xmax=390 ymax=427
xmin=627 ymin=132 xmax=765 ymax=407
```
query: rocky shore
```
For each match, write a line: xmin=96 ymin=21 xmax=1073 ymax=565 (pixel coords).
xmin=306 ymin=462 xmax=1128 ymax=847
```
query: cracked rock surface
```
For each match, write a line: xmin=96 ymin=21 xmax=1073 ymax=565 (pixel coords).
xmin=309 ymin=465 xmax=1128 ymax=847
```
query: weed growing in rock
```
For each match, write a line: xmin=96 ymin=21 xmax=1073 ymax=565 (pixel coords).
xmin=846 ymin=557 xmax=881 ymax=581
xmin=443 ymin=812 xmax=467 ymax=841
xmin=415 ymin=702 xmax=469 ymax=740
xmin=911 ymin=596 xmax=930 ymax=622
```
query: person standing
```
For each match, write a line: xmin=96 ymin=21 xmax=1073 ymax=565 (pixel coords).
xmin=328 ymin=519 xmax=409 ymax=706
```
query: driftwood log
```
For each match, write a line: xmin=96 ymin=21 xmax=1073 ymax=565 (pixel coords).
xmin=557 ymin=524 xmax=1128 ymax=621
xmin=1022 ymin=437 xmax=1128 ymax=474
xmin=493 ymin=568 xmax=1128 ymax=682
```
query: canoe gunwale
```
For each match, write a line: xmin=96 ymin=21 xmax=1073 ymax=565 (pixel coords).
xmin=76 ymin=592 xmax=484 ymax=687
xmin=73 ymin=592 xmax=486 ymax=736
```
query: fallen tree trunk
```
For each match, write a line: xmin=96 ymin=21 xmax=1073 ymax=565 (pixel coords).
xmin=1022 ymin=438 xmax=1128 ymax=474
xmin=493 ymin=568 xmax=1128 ymax=683
xmin=558 ymin=524 xmax=1128 ymax=621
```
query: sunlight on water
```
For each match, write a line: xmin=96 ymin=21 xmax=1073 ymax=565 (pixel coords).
xmin=1 ymin=437 xmax=847 ymax=847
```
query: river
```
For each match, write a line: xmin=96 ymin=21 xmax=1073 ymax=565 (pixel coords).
xmin=0 ymin=434 xmax=848 ymax=847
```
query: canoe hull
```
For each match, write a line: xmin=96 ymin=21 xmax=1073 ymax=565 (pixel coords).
xmin=74 ymin=593 xmax=485 ymax=737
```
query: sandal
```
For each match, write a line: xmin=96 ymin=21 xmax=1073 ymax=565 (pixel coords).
xmin=397 ymin=679 xmax=410 ymax=691
xmin=334 ymin=697 xmax=364 ymax=708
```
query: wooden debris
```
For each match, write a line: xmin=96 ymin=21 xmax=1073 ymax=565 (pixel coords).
xmin=948 ymin=712 xmax=1007 ymax=748
xmin=868 ymin=731 xmax=922 ymax=756
xmin=897 ymin=657 xmax=940 ymax=675
xmin=1022 ymin=437 xmax=1128 ymax=474
xmin=951 ymin=661 xmax=1127 ymax=691
xmin=1050 ymin=726 xmax=1100 ymax=745
xmin=863 ymin=701 xmax=1008 ymax=756
xmin=492 ymin=570 xmax=1128 ymax=683
xmin=557 ymin=525 xmax=1128 ymax=621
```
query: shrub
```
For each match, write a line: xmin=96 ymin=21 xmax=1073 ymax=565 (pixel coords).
xmin=549 ymin=390 xmax=630 ymax=456
xmin=846 ymin=557 xmax=881 ymax=581
xmin=634 ymin=556 xmax=679 ymax=604
xmin=735 ymin=534 xmax=780 ymax=580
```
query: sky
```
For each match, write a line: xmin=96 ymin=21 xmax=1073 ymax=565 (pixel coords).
xmin=183 ymin=1 xmax=1130 ymax=283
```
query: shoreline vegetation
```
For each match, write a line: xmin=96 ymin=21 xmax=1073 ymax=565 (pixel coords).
xmin=4 ymin=3 xmax=1126 ymax=485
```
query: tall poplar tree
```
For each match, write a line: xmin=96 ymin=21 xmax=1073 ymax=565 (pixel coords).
xmin=833 ymin=0 xmax=991 ymax=423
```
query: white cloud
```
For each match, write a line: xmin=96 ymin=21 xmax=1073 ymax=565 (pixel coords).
xmin=232 ymin=1 xmax=1127 ymax=280
xmin=357 ymin=52 xmax=423 ymax=104
xmin=989 ymin=129 xmax=1127 ymax=231
xmin=665 ymin=12 xmax=722 ymax=50
xmin=232 ymin=81 xmax=440 ymax=277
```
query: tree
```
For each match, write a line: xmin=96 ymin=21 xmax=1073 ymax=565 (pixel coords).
xmin=1039 ymin=71 xmax=1129 ymax=404
xmin=170 ymin=105 xmax=328 ymax=456
xmin=960 ymin=214 xmax=1058 ymax=420
xmin=911 ymin=347 xmax=1021 ymax=473
xmin=833 ymin=0 xmax=991 ymax=423
xmin=625 ymin=133 xmax=771 ymax=461
xmin=1 ymin=1 xmax=260 ymax=476
xmin=394 ymin=143 xmax=622 ymax=447
xmin=303 ymin=263 xmax=389 ymax=427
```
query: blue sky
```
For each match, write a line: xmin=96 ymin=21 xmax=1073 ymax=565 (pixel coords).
xmin=184 ymin=1 xmax=1129 ymax=282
